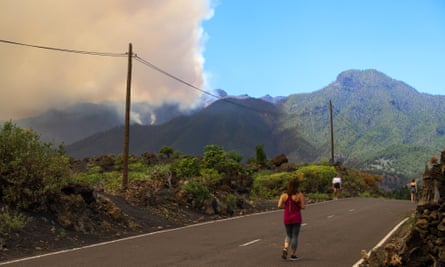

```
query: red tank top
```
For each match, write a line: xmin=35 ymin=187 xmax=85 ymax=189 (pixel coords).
xmin=283 ymin=194 xmax=302 ymax=224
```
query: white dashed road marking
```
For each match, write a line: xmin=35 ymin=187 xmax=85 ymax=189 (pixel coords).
xmin=240 ymin=239 xmax=261 ymax=247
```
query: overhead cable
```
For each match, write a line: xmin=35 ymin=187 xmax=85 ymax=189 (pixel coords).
xmin=0 ymin=39 xmax=127 ymax=57
xmin=134 ymin=55 xmax=281 ymax=115
xmin=134 ymin=55 xmax=217 ymax=99
xmin=0 ymin=38 xmax=279 ymax=115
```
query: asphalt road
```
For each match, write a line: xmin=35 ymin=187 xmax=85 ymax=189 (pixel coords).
xmin=0 ymin=198 xmax=415 ymax=267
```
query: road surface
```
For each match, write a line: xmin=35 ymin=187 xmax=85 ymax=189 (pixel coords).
xmin=0 ymin=198 xmax=415 ymax=267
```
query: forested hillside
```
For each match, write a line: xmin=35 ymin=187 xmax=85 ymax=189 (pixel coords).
xmin=280 ymin=69 xmax=445 ymax=185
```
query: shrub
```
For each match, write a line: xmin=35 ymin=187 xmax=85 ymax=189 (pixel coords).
xmin=251 ymin=171 xmax=295 ymax=199
xmin=342 ymin=168 xmax=385 ymax=197
xmin=182 ymin=180 xmax=210 ymax=201
xmin=71 ymin=167 xmax=124 ymax=192
xmin=203 ymin=145 xmax=226 ymax=169
xmin=307 ymin=193 xmax=331 ymax=201
xmin=226 ymin=151 xmax=243 ymax=163
xmin=359 ymin=191 xmax=372 ymax=198
xmin=159 ymin=146 xmax=174 ymax=158
xmin=255 ymin=144 xmax=267 ymax=166
xmin=0 ymin=207 xmax=28 ymax=233
xmin=0 ymin=122 xmax=70 ymax=210
xmin=385 ymin=187 xmax=410 ymax=200
xmin=147 ymin=164 xmax=171 ymax=179
xmin=200 ymin=168 xmax=223 ymax=187
xmin=203 ymin=144 xmax=244 ymax=175
xmin=296 ymin=165 xmax=337 ymax=194
xmin=128 ymin=160 xmax=148 ymax=173
xmin=175 ymin=157 xmax=200 ymax=178
xmin=224 ymin=193 xmax=237 ymax=210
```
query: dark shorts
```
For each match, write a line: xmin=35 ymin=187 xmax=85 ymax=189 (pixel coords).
xmin=334 ymin=183 xmax=340 ymax=189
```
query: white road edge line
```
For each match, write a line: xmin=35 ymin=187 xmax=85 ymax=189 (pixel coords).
xmin=0 ymin=209 xmax=280 ymax=266
xmin=352 ymin=217 xmax=409 ymax=267
xmin=240 ymin=239 xmax=261 ymax=247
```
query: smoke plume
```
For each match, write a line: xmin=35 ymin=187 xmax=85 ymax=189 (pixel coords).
xmin=0 ymin=0 xmax=214 ymax=120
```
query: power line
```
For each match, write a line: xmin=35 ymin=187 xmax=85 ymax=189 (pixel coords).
xmin=134 ymin=55 xmax=218 ymax=99
xmin=134 ymin=55 xmax=281 ymax=115
xmin=0 ymin=39 xmax=127 ymax=57
xmin=0 ymin=38 xmax=280 ymax=115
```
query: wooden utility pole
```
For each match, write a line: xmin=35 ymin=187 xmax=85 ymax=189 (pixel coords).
xmin=329 ymin=100 xmax=335 ymax=165
xmin=122 ymin=43 xmax=133 ymax=189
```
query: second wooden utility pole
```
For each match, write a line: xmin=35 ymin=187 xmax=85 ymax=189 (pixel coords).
xmin=329 ymin=100 xmax=335 ymax=165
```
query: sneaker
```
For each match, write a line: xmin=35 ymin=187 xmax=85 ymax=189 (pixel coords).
xmin=290 ymin=255 xmax=299 ymax=261
xmin=281 ymin=249 xmax=288 ymax=259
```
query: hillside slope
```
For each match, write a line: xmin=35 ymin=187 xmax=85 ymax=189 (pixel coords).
xmin=280 ymin=69 xmax=445 ymax=182
xmin=16 ymin=103 xmax=121 ymax=144
xmin=14 ymin=102 xmax=194 ymax=145
xmin=66 ymin=98 xmax=317 ymax=162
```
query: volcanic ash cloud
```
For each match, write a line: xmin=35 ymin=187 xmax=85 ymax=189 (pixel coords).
xmin=0 ymin=0 xmax=214 ymax=120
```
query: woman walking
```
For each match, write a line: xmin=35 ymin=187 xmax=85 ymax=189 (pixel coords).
xmin=409 ymin=179 xmax=417 ymax=203
xmin=278 ymin=178 xmax=305 ymax=261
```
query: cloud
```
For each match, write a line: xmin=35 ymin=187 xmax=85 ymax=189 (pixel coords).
xmin=0 ymin=0 xmax=214 ymax=120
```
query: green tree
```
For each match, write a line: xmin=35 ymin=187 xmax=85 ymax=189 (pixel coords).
xmin=175 ymin=157 xmax=200 ymax=178
xmin=226 ymin=150 xmax=243 ymax=163
xmin=203 ymin=145 xmax=243 ymax=175
xmin=159 ymin=146 xmax=174 ymax=158
xmin=203 ymin=144 xmax=226 ymax=169
xmin=0 ymin=122 xmax=70 ymax=210
xmin=255 ymin=144 xmax=267 ymax=166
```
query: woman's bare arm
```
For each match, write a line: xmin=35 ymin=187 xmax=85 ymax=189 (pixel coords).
xmin=299 ymin=193 xmax=305 ymax=209
xmin=278 ymin=193 xmax=286 ymax=208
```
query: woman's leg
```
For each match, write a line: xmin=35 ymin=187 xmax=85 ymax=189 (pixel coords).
xmin=282 ymin=224 xmax=292 ymax=259
xmin=290 ymin=223 xmax=302 ymax=255
xmin=284 ymin=224 xmax=292 ymax=249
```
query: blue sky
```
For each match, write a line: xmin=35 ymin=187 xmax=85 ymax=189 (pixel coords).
xmin=202 ymin=0 xmax=445 ymax=97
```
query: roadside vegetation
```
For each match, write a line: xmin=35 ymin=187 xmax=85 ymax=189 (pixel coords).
xmin=0 ymin=121 xmax=409 ymax=241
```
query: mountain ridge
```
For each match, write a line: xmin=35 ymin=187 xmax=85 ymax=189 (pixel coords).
xmin=280 ymin=69 xmax=445 ymax=185
xmin=10 ymin=69 xmax=445 ymax=186
xmin=65 ymin=97 xmax=317 ymax=163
